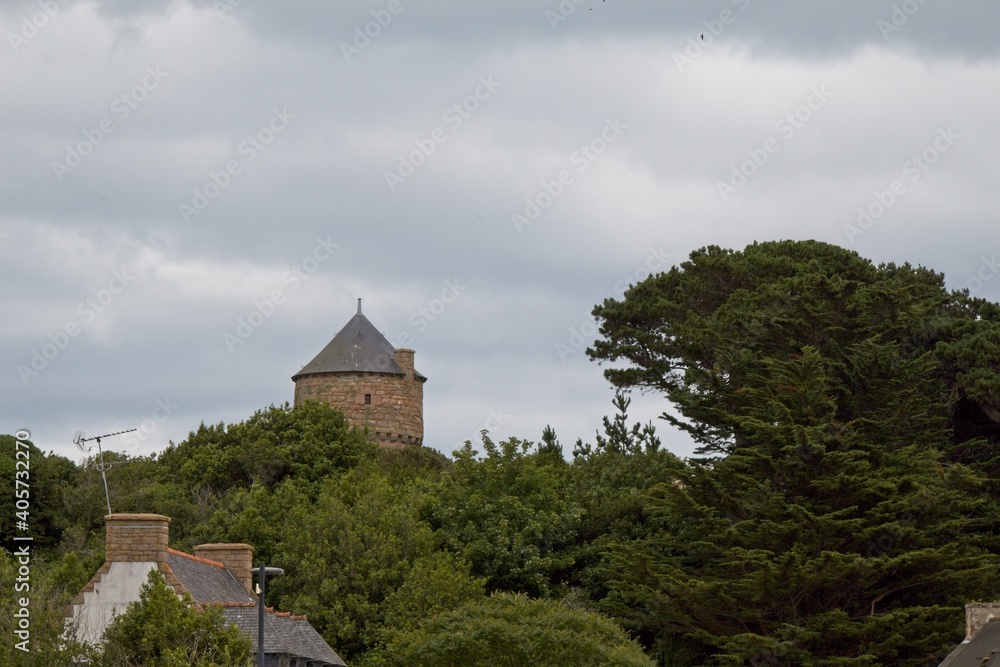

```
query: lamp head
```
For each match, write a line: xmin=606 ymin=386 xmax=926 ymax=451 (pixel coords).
xmin=256 ymin=566 xmax=285 ymax=578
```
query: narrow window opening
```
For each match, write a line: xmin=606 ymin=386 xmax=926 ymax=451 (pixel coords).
xmin=364 ymin=394 xmax=371 ymax=405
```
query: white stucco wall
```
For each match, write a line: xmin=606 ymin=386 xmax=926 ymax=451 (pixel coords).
xmin=68 ymin=561 xmax=158 ymax=646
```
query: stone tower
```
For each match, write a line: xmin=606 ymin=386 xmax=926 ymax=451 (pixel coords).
xmin=292 ymin=300 xmax=426 ymax=447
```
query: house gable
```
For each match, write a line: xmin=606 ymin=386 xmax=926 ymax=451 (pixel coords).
xmin=66 ymin=513 xmax=346 ymax=666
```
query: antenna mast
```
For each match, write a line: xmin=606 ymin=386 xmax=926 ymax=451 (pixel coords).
xmin=73 ymin=428 xmax=137 ymax=516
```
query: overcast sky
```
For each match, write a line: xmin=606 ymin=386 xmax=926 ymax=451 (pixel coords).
xmin=3 ymin=0 xmax=998 ymax=464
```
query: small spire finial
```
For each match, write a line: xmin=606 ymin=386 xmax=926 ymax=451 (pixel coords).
xmin=357 ymin=298 xmax=362 ymax=314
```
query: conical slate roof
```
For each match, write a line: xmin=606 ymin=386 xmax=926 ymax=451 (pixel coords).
xmin=293 ymin=301 xmax=424 ymax=380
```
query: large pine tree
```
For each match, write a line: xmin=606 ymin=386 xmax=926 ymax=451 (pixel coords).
xmin=588 ymin=240 xmax=1000 ymax=665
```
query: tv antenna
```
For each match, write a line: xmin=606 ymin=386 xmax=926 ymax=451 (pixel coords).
xmin=73 ymin=428 xmax=136 ymax=516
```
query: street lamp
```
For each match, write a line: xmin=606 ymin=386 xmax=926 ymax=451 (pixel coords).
xmin=255 ymin=564 xmax=284 ymax=667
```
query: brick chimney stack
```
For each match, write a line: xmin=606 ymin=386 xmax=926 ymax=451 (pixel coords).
xmin=393 ymin=348 xmax=415 ymax=379
xmin=194 ymin=543 xmax=255 ymax=594
xmin=105 ymin=514 xmax=170 ymax=563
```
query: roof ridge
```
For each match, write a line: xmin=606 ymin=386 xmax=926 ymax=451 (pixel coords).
xmin=167 ymin=547 xmax=225 ymax=568
xmin=206 ymin=602 xmax=299 ymax=615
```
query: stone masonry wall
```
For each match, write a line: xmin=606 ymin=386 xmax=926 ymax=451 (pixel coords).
xmin=294 ymin=371 xmax=423 ymax=446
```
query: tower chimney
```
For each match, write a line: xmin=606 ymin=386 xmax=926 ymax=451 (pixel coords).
xmin=394 ymin=348 xmax=415 ymax=379
xmin=193 ymin=543 xmax=255 ymax=594
xmin=105 ymin=514 xmax=170 ymax=564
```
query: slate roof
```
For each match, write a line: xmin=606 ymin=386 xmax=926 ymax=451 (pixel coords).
xmin=292 ymin=615 xmax=345 ymax=665
xmin=220 ymin=606 xmax=346 ymax=666
xmin=166 ymin=549 xmax=344 ymax=666
xmin=293 ymin=301 xmax=425 ymax=380
xmin=166 ymin=550 xmax=254 ymax=605
xmin=940 ymin=620 xmax=1000 ymax=666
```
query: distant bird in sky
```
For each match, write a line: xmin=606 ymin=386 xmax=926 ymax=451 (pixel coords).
xmin=700 ymin=33 xmax=705 ymax=40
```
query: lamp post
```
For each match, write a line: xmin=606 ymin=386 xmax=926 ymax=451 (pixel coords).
xmin=256 ymin=564 xmax=284 ymax=667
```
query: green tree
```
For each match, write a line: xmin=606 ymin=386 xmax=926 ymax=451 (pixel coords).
xmin=0 ymin=435 xmax=80 ymax=553
xmin=588 ymin=240 xmax=1000 ymax=458
xmin=97 ymin=569 xmax=252 ymax=667
xmin=0 ymin=551 xmax=91 ymax=665
xmin=567 ymin=394 xmax=686 ymax=613
xmin=429 ymin=434 xmax=580 ymax=596
xmin=156 ymin=402 xmax=374 ymax=495
xmin=383 ymin=592 xmax=655 ymax=667
xmin=273 ymin=463 xmax=439 ymax=660
xmin=355 ymin=551 xmax=487 ymax=667
xmin=603 ymin=348 xmax=997 ymax=664
xmin=380 ymin=551 xmax=486 ymax=631
xmin=586 ymin=241 xmax=1000 ymax=664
